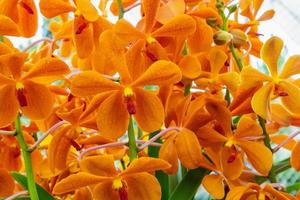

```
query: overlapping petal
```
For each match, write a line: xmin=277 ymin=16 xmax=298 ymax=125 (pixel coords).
xmin=260 ymin=36 xmax=283 ymax=77
xmin=70 ymin=71 xmax=121 ymax=96
xmin=53 ymin=172 xmax=111 ymax=194
xmin=132 ymin=60 xmax=182 ymax=87
xmin=174 ymin=128 xmax=202 ymax=169
xmin=97 ymin=91 xmax=129 ymax=140
xmin=134 ymin=88 xmax=164 ymax=133
xmin=251 ymin=82 xmax=273 ymax=120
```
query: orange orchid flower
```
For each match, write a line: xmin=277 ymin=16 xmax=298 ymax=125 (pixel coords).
xmin=226 ymin=183 xmax=296 ymax=200
xmin=227 ymin=0 xmax=275 ymax=57
xmin=0 ymin=0 xmax=38 ymax=37
xmin=201 ymin=147 xmax=245 ymax=199
xmin=239 ymin=0 xmax=275 ymax=24
xmin=48 ymin=97 xmax=99 ymax=172
xmin=195 ymin=48 xmax=240 ymax=96
xmin=70 ymin=60 xmax=181 ymax=140
xmin=241 ymin=36 xmax=300 ymax=120
xmin=113 ymin=0 xmax=196 ymax=62
xmin=0 ymin=47 xmax=70 ymax=127
xmin=159 ymin=92 xmax=212 ymax=173
xmin=53 ymin=155 xmax=171 ymax=200
xmin=40 ymin=0 xmax=101 ymax=59
xmin=197 ymin=100 xmax=272 ymax=178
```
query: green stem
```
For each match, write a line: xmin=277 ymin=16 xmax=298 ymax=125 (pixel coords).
xmin=128 ymin=116 xmax=137 ymax=161
xmin=258 ymin=116 xmax=277 ymax=183
xmin=116 ymin=0 xmax=124 ymax=19
xmin=0 ymin=36 xmax=3 ymax=42
xmin=225 ymin=88 xmax=231 ymax=105
xmin=15 ymin=114 xmax=39 ymax=200
xmin=220 ymin=11 xmax=228 ymax=31
xmin=274 ymin=158 xmax=291 ymax=174
xmin=229 ymin=43 xmax=243 ymax=71
xmin=184 ymin=84 xmax=191 ymax=96
xmin=217 ymin=2 xmax=243 ymax=71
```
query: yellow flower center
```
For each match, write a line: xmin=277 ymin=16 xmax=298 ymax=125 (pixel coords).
xmin=272 ymin=76 xmax=281 ymax=84
xmin=74 ymin=9 xmax=81 ymax=17
xmin=75 ymin=126 xmax=83 ymax=133
xmin=124 ymin=87 xmax=134 ymax=97
xmin=146 ymin=36 xmax=156 ymax=44
xmin=112 ymin=177 xmax=123 ymax=190
xmin=16 ymin=82 xmax=24 ymax=90
xmin=225 ymin=137 xmax=235 ymax=148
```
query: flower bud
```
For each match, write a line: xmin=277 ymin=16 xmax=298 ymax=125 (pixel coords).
xmin=229 ymin=29 xmax=248 ymax=48
xmin=206 ymin=17 xmax=218 ymax=28
xmin=213 ymin=30 xmax=233 ymax=45
xmin=227 ymin=4 xmax=238 ymax=14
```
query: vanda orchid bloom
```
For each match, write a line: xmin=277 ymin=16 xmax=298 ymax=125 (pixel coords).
xmin=0 ymin=45 xmax=70 ymax=127
xmin=113 ymin=0 xmax=196 ymax=62
xmin=201 ymin=147 xmax=244 ymax=200
xmin=195 ymin=48 xmax=240 ymax=96
xmin=48 ymin=97 xmax=98 ymax=172
xmin=53 ymin=155 xmax=171 ymax=200
xmin=2 ymin=0 xmax=300 ymax=199
xmin=241 ymin=36 xmax=300 ymax=120
xmin=159 ymin=92 xmax=212 ymax=174
xmin=0 ymin=0 xmax=38 ymax=37
xmin=40 ymin=0 xmax=102 ymax=59
xmin=70 ymin=60 xmax=181 ymax=140
xmin=197 ymin=100 xmax=272 ymax=179
xmin=226 ymin=183 xmax=297 ymax=200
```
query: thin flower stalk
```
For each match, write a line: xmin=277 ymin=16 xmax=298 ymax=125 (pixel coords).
xmin=5 ymin=191 xmax=28 ymax=200
xmin=0 ymin=130 xmax=16 ymax=136
xmin=138 ymin=127 xmax=181 ymax=150
xmin=28 ymin=120 xmax=67 ymax=152
xmin=22 ymin=38 xmax=53 ymax=52
xmin=78 ymin=141 xmax=128 ymax=160
xmin=273 ymin=131 xmax=300 ymax=153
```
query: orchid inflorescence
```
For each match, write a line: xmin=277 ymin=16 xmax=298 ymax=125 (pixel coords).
xmin=0 ymin=0 xmax=300 ymax=200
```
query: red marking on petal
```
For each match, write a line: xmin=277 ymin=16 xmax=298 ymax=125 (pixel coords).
xmin=144 ymin=51 xmax=158 ymax=62
xmin=67 ymin=94 xmax=74 ymax=101
xmin=13 ymin=148 xmax=21 ymax=158
xmin=126 ymin=99 xmax=136 ymax=115
xmin=118 ymin=186 xmax=128 ymax=200
xmin=76 ymin=22 xmax=88 ymax=34
xmin=227 ymin=153 xmax=237 ymax=163
xmin=16 ymin=89 xmax=27 ymax=107
xmin=70 ymin=139 xmax=82 ymax=151
xmin=278 ymin=91 xmax=288 ymax=97
xmin=19 ymin=2 xmax=34 ymax=15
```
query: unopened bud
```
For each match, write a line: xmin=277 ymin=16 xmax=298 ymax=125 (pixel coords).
xmin=229 ymin=29 xmax=248 ymax=48
xmin=213 ymin=30 xmax=233 ymax=45
xmin=227 ymin=4 xmax=238 ymax=14
xmin=206 ymin=17 xmax=217 ymax=27
xmin=216 ymin=0 xmax=225 ymax=10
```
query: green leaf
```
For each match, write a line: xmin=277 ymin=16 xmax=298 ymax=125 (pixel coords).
xmin=11 ymin=172 xmax=55 ymax=200
xmin=286 ymin=182 xmax=300 ymax=193
xmin=169 ymin=167 xmax=209 ymax=200
xmin=148 ymin=130 xmax=170 ymax=200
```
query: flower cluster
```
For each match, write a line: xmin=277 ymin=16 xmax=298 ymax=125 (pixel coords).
xmin=0 ymin=0 xmax=300 ymax=199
